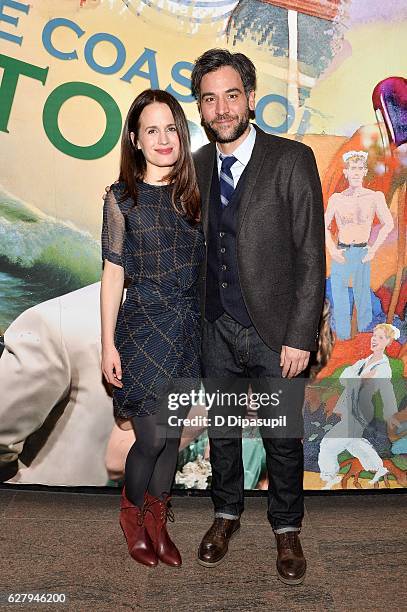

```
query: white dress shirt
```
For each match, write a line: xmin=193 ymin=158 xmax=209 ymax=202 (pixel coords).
xmin=216 ymin=123 xmax=256 ymax=188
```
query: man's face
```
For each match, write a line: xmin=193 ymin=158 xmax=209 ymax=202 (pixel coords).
xmin=371 ymin=327 xmax=390 ymax=353
xmin=344 ymin=159 xmax=367 ymax=187
xmin=198 ymin=66 xmax=255 ymax=144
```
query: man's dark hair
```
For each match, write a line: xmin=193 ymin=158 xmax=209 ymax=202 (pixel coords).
xmin=191 ymin=48 xmax=257 ymax=100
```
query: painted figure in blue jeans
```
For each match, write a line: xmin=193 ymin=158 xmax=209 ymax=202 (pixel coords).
xmin=325 ymin=151 xmax=394 ymax=339
xmin=191 ymin=49 xmax=326 ymax=585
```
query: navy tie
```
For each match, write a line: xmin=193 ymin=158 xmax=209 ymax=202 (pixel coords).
xmin=219 ymin=154 xmax=237 ymax=208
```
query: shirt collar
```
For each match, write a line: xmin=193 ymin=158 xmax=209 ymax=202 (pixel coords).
xmin=216 ymin=123 xmax=256 ymax=167
xmin=364 ymin=354 xmax=389 ymax=368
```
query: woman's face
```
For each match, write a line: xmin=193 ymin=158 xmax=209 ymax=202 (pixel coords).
xmin=131 ymin=102 xmax=180 ymax=172
xmin=371 ymin=327 xmax=391 ymax=352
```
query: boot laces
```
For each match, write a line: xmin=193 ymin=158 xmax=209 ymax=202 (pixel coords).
xmin=121 ymin=502 xmax=148 ymax=526
xmin=165 ymin=506 xmax=175 ymax=522
xmin=160 ymin=499 xmax=175 ymax=523
xmin=137 ymin=504 xmax=150 ymax=526
xmin=144 ymin=494 xmax=175 ymax=523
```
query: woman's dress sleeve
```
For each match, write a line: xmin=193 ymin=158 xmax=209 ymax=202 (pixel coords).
xmin=101 ymin=185 xmax=125 ymax=268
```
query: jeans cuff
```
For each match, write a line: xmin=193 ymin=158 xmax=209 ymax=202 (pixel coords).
xmin=215 ymin=511 xmax=240 ymax=520
xmin=273 ymin=527 xmax=301 ymax=534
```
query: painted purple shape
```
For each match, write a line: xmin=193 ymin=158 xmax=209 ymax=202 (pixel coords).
xmin=372 ymin=77 xmax=407 ymax=147
xmin=348 ymin=0 xmax=407 ymax=25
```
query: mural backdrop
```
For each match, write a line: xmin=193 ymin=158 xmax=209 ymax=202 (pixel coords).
xmin=0 ymin=0 xmax=406 ymax=490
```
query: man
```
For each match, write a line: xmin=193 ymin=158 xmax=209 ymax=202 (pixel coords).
xmin=325 ymin=151 xmax=394 ymax=339
xmin=191 ymin=49 xmax=325 ymax=585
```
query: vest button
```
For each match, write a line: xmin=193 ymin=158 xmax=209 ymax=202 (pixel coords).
xmin=221 ymin=264 xmax=227 ymax=271
xmin=220 ymin=247 xmax=226 ymax=253
xmin=219 ymin=231 xmax=225 ymax=238
xmin=221 ymin=282 xmax=228 ymax=288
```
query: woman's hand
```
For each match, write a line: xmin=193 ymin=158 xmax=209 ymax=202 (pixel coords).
xmin=102 ymin=345 xmax=123 ymax=388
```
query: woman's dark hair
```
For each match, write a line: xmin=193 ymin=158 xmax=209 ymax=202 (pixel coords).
xmin=191 ymin=48 xmax=257 ymax=100
xmin=119 ymin=89 xmax=200 ymax=222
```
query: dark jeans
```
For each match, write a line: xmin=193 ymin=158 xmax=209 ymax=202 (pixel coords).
xmin=202 ymin=313 xmax=304 ymax=530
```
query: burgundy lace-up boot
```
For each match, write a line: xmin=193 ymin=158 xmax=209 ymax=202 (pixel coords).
xmin=144 ymin=491 xmax=182 ymax=567
xmin=119 ymin=487 xmax=158 ymax=567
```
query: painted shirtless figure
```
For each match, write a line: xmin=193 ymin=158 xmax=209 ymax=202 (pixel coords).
xmin=325 ymin=151 xmax=394 ymax=339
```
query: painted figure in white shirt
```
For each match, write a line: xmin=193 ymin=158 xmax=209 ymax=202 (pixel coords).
xmin=318 ymin=323 xmax=401 ymax=489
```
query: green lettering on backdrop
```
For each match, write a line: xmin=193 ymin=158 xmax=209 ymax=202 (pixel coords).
xmin=42 ymin=81 xmax=122 ymax=159
xmin=0 ymin=53 xmax=48 ymax=132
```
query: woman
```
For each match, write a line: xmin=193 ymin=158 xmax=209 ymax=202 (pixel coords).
xmin=100 ymin=89 xmax=204 ymax=567
xmin=318 ymin=323 xmax=401 ymax=489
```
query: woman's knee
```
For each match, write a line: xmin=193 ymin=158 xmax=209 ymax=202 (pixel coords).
xmin=133 ymin=437 xmax=166 ymax=460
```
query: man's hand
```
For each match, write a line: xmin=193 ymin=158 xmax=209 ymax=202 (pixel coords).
xmin=280 ymin=345 xmax=310 ymax=378
xmin=331 ymin=247 xmax=346 ymax=263
xmin=361 ymin=246 xmax=376 ymax=263
xmin=387 ymin=414 xmax=400 ymax=430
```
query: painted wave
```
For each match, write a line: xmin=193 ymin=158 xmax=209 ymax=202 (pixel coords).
xmin=0 ymin=186 xmax=101 ymax=331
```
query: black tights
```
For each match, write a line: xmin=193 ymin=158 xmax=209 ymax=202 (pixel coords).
xmin=124 ymin=411 xmax=182 ymax=507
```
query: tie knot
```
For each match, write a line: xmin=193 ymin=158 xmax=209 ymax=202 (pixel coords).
xmin=220 ymin=154 xmax=237 ymax=172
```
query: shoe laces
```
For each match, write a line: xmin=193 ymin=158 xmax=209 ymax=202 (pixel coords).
xmin=136 ymin=509 xmax=146 ymax=527
xmin=159 ymin=497 xmax=175 ymax=523
xmin=145 ymin=494 xmax=175 ymax=524
xmin=210 ymin=518 xmax=229 ymax=538
xmin=278 ymin=531 xmax=302 ymax=553
xmin=164 ymin=505 xmax=175 ymax=523
xmin=121 ymin=502 xmax=148 ymax=526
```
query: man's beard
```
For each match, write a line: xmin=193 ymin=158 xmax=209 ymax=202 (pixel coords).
xmin=202 ymin=109 xmax=250 ymax=144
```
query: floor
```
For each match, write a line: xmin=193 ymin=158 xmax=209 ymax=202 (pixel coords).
xmin=0 ymin=488 xmax=405 ymax=611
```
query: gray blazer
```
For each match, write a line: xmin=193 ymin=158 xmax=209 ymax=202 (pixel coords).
xmin=193 ymin=124 xmax=326 ymax=353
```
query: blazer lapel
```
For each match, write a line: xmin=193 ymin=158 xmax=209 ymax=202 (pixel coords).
xmin=237 ymin=125 xmax=268 ymax=234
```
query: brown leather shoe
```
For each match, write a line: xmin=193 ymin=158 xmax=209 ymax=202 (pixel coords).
xmin=197 ymin=517 xmax=240 ymax=567
xmin=275 ymin=531 xmax=306 ymax=585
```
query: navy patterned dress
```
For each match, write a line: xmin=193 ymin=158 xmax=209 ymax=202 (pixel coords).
xmin=101 ymin=181 xmax=204 ymax=419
